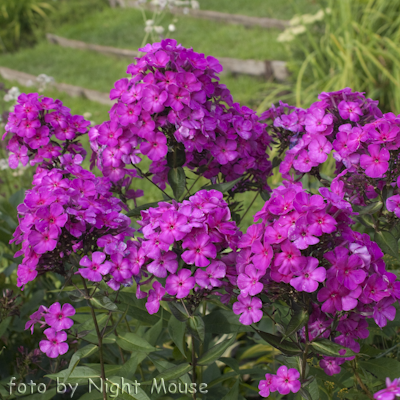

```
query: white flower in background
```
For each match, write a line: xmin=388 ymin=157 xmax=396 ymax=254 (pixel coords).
xmin=3 ymin=86 xmax=20 ymax=102
xmin=168 ymin=23 xmax=176 ymax=32
xmin=36 ymin=74 xmax=54 ymax=92
xmin=145 ymin=19 xmax=154 ymax=26
xmin=154 ymin=25 xmax=165 ymax=34
xmin=191 ymin=0 xmax=199 ymax=9
xmin=0 ymin=159 xmax=9 ymax=171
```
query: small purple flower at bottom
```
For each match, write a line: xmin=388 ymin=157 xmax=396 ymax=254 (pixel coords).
xmin=232 ymin=294 xmax=263 ymax=325
xmin=39 ymin=328 xmax=69 ymax=358
xmin=374 ymin=378 xmax=400 ymax=400
xmin=44 ymin=302 xmax=75 ymax=331
xmin=259 ymin=373 xmax=277 ymax=397
xmin=146 ymin=281 xmax=166 ymax=314
xmin=272 ymin=365 xmax=301 ymax=395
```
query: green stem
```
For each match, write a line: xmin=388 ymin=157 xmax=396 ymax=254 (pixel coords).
xmin=191 ymin=334 xmax=197 ymax=400
xmin=352 ymin=360 xmax=374 ymax=400
xmin=132 ymin=165 xmax=173 ymax=200
xmin=81 ymin=277 xmax=107 ymax=400
xmin=239 ymin=191 xmax=259 ymax=225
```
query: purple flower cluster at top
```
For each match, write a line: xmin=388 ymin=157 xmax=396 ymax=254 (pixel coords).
xmin=374 ymin=378 xmax=400 ymax=400
xmin=129 ymin=189 xmax=241 ymax=314
xmin=262 ymin=88 xmax=400 ymax=205
xmin=3 ymin=93 xmax=90 ymax=168
xmin=89 ymin=39 xmax=272 ymax=193
xmin=233 ymin=176 xmax=399 ymax=378
xmin=258 ymin=366 xmax=301 ymax=397
xmin=25 ymin=302 xmax=75 ymax=358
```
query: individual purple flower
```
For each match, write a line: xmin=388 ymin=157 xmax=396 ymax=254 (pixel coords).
xmin=211 ymin=137 xmax=239 ymax=165
xmin=28 ymin=226 xmax=59 ymax=254
xmin=195 ymin=260 xmax=226 ymax=289
xmin=293 ymin=150 xmax=317 ymax=173
xmin=289 ymin=217 xmax=320 ymax=250
xmin=386 ymin=195 xmax=400 ymax=218
xmin=25 ymin=306 xmax=46 ymax=334
xmin=142 ymin=86 xmax=168 ymax=113
xmin=237 ymin=264 xmax=264 ymax=296
xmin=320 ymin=357 xmax=345 ymax=376
xmin=374 ymin=378 xmax=400 ymax=400
xmin=182 ymin=234 xmax=217 ymax=267
xmin=258 ymin=373 xmax=277 ymax=398
xmin=147 ymin=251 xmax=178 ymax=278
xmin=336 ymin=254 xmax=366 ymax=290
xmin=305 ymin=108 xmax=333 ymax=134
xmin=145 ymin=281 xmax=166 ymax=314
xmin=274 ymin=240 xmax=306 ymax=275
xmin=317 ymin=279 xmax=349 ymax=313
xmin=9 ymin=145 xmax=29 ymax=169
xmin=44 ymin=303 xmax=75 ymax=331
xmin=308 ymin=210 xmax=337 ymax=235
xmin=308 ymin=135 xmax=333 ymax=163
xmin=159 ymin=211 xmax=191 ymax=244
xmin=232 ymin=294 xmax=263 ymax=325
xmin=140 ymin=132 xmax=168 ymax=161
xmin=338 ymin=101 xmax=363 ymax=122
xmin=272 ymin=366 xmax=301 ymax=395
xmin=251 ymin=238 xmax=273 ymax=270
xmin=373 ymin=298 xmax=396 ymax=328
xmin=76 ymin=252 xmax=112 ymax=282
xmin=290 ymin=257 xmax=326 ymax=293
xmin=35 ymin=203 xmax=68 ymax=233
xmin=165 ymin=268 xmax=195 ymax=299
xmin=360 ymin=144 xmax=390 ymax=178
xmin=39 ymin=328 xmax=69 ymax=358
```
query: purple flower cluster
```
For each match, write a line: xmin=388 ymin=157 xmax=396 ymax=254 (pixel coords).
xmin=258 ymin=366 xmax=301 ymax=397
xmin=233 ymin=177 xmax=399 ymax=375
xmin=263 ymin=88 xmax=400 ymax=205
xmin=25 ymin=302 xmax=75 ymax=358
xmin=89 ymin=39 xmax=272 ymax=193
xmin=3 ymin=93 xmax=90 ymax=168
xmin=130 ymin=189 xmax=241 ymax=314
xmin=8 ymin=140 xmax=134 ymax=290
xmin=374 ymin=378 xmax=400 ymax=400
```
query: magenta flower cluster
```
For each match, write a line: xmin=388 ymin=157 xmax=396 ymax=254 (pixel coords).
xmin=25 ymin=303 xmax=75 ymax=358
xmin=3 ymin=93 xmax=90 ymax=168
xmin=131 ymin=189 xmax=241 ymax=314
xmin=234 ymin=176 xmax=399 ymax=380
xmin=258 ymin=366 xmax=301 ymax=397
xmin=89 ymin=39 xmax=272 ymax=193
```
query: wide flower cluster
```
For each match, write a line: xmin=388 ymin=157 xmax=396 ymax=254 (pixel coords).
xmin=130 ymin=189 xmax=241 ymax=314
xmin=233 ymin=177 xmax=399 ymax=376
xmin=25 ymin=302 xmax=75 ymax=358
xmin=89 ymin=39 xmax=272 ymax=193
xmin=3 ymin=92 xmax=90 ymax=168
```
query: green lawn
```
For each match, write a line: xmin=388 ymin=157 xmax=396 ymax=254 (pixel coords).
xmin=54 ymin=7 xmax=287 ymax=61
xmin=198 ymin=0 xmax=319 ymax=19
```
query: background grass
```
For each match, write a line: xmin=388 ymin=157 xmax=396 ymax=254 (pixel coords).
xmin=54 ymin=7 xmax=287 ymax=61
xmin=198 ymin=0 xmax=319 ymax=19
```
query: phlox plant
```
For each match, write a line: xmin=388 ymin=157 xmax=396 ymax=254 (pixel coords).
xmin=2 ymin=39 xmax=400 ymax=400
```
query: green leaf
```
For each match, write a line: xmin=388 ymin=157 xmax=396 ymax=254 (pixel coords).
xmin=255 ymin=329 xmax=302 ymax=356
xmin=167 ymin=148 xmax=186 ymax=168
xmin=144 ymin=309 xmax=163 ymax=346
xmin=46 ymin=366 xmax=100 ymax=384
xmin=116 ymin=332 xmax=156 ymax=353
xmin=357 ymin=214 xmax=375 ymax=229
xmin=187 ymin=315 xmax=205 ymax=342
xmin=107 ymin=376 xmax=150 ymax=400
xmin=118 ymin=353 xmax=147 ymax=381
xmin=21 ymin=388 xmax=57 ymax=400
xmin=260 ymin=190 xmax=270 ymax=201
xmin=8 ymin=189 xmax=26 ymax=209
xmin=203 ymin=309 xmax=252 ymax=333
xmin=90 ymin=296 xmax=118 ymax=311
xmin=354 ymin=201 xmax=383 ymax=215
xmin=299 ymin=387 xmax=312 ymax=400
xmin=375 ymin=231 xmax=400 ymax=260
xmin=168 ymin=315 xmax=186 ymax=357
xmin=168 ymin=302 xmax=189 ymax=322
xmin=284 ymin=303 xmax=309 ymax=338
xmin=308 ymin=378 xmax=320 ymax=400
xmin=0 ymin=317 xmax=11 ymax=340
xmin=148 ymin=355 xmax=191 ymax=385
xmin=197 ymin=334 xmax=236 ymax=366
xmin=310 ymin=339 xmax=357 ymax=358
xmin=359 ymin=358 xmax=400 ymax=381
xmin=142 ymin=363 xmax=192 ymax=385
xmin=126 ymin=201 xmax=171 ymax=217
xmin=168 ymin=167 xmax=186 ymax=200
xmin=201 ymin=176 xmax=243 ymax=193
xmin=221 ymin=380 xmax=239 ymax=400
xmin=63 ymin=344 xmax=98 ymax=382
